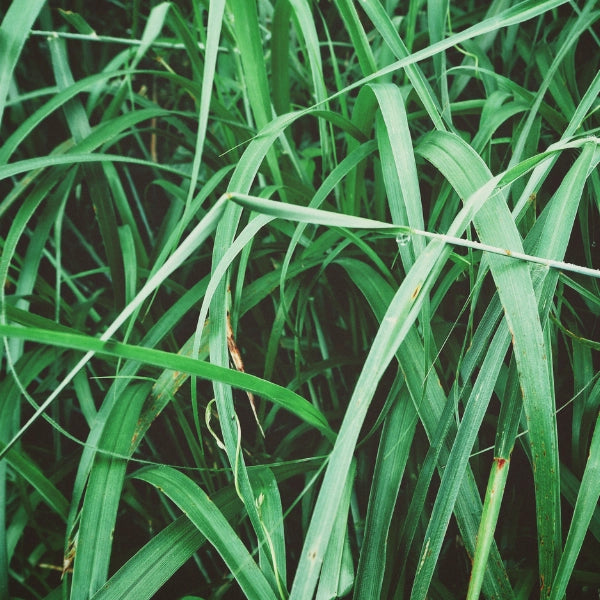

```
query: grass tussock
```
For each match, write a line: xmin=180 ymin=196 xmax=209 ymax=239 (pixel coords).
xmin=1 ymin=1 xmax=600 ymax=599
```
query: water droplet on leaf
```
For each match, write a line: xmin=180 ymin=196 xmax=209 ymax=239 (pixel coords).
xmin=396 ymin=233 xmax=411 ymax=247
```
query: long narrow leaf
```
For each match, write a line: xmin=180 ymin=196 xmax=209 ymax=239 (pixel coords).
xmin=134 ymin=466 xmax=278 ymax=600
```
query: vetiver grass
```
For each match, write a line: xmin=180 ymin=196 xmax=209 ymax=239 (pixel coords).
xmin=1 ymin=1 xmax=599 ymax=598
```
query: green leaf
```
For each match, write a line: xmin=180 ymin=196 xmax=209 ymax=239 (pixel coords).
xmin=91 ymin=517 xmax=204 ymax=600
xmin=414 ymin=130 xmax=558 ymax=598
xmin=550 ymin=410 xmax=600 ymax=600
xmin=0 ymin=323 xmax=333 ymax=442
xmin=354 ymin=392 xmax=416 ymax=599
xmin=0 ymin=0 xmax=46 ymax=126
xmin=134 ymin=466 xmax=278 ymax=600
xmin=58 ymin=8 xmax=97 ymax=36
xmin=249 ymin=468 xmax=288 ymax=595
xmin=71 ymin=383 xmax=151 ymax=598
xmin=0 ymin=442 xmax=69 ymax=521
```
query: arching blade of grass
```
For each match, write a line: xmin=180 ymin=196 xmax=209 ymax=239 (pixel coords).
xmin=208 ymin=205 xmax=280 ymax=585
xmin=370 ymin=82 xmax=437 ymax=389
xmin=70 ymin=383 xmax=151 ymax=599
xmin=94 ymin=459 xmax=321 ymax=600
xmin=90 ymin=485 xmax=244 ymax=600
xmin=0 ymin=151 xmax=189 ymax=182
xmin=184 ymin=0 xmax=268 ymax=461
xmin=0 ymin=441 xmax=69 ymax=523
xmin=187 ymin=114 xmax=292 ymax=589
xmin=198 ymin=107 xmax=362 ymax=587
xmin=91 ymin=517 xmax=205 ymax=600
xmin=0 ymin=323 xmax=333 ymax=442
xmin=134 ymin=466 xmax=278 ymax=600
xmin=91 ymin=487 xmax=240 ymax=600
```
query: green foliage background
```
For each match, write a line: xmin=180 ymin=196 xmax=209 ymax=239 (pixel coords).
xmin=0 ymin=1 xmax=599 ymax=598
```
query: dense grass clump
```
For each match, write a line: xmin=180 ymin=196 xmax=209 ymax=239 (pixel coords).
xmin=1 ymin=1 xmax=599 ymax=599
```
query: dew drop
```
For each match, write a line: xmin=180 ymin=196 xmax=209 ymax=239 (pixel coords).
xmin=396 ymin=233 xmax=411 ymax=247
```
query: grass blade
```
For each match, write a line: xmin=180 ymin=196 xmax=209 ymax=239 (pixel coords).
xmin=249 ymin=468 xmax=288 ymax=595
xmin=134 ymin=466 xmax=278 ymax=600
xmin=91 ymin=517 xmax=204 ymax=600
xmin=550 ymin=410 xmax=600 ymax=600
xmin=0 ymin=0 xmax=46 ymax=126
xmin=316 ymin=460 xmax=356 ymax=600
xmin=0 ymin=323 xmax=333 ymax=442
xmin=354 ymin=392 xmax=417 ymax=599
xmin=0 ymin=442 xmax=69 ymax=522
xmin=71 ymin=383 xmax=150 ymax=598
